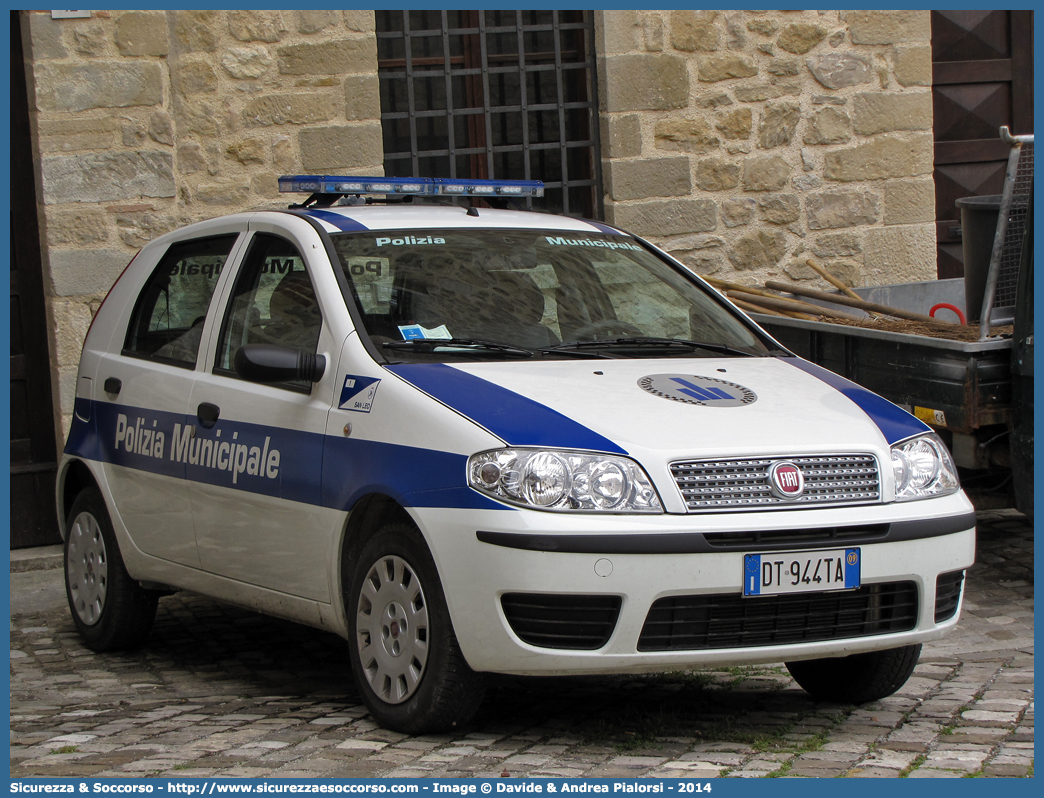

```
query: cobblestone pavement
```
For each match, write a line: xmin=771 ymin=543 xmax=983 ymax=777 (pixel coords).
xmin=10 ymin=510 xmax=1032 ymax=779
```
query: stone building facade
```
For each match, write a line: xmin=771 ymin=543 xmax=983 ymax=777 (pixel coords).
xmin=597 ymin=9 xmax=936 ymax=290
xmin=18 ymin=9 xmax=935 ymax=445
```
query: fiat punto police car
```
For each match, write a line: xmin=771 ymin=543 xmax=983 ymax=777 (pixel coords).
xmin=59 ymin=176 xmax=975 ymax=733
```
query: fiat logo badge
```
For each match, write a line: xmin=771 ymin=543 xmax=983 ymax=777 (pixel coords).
xmin=769 ymin=461 xmax=805 ymax=499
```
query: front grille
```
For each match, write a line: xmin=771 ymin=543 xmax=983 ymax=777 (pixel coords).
xmin=935 ymin=570 xmax=965 ymax=623
xmin=638 ymin=581 xmax=918 ymax=651
xmin=502 ymin=593 xmax=621 ymax=650
xmin=671 ymin=454 xmax=881 ymax=512
xmin=703 ymin=524 xmax=889 ymax=550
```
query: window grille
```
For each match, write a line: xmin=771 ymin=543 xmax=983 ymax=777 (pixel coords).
xmin=376 ymin=10 xmax=603 ymax=218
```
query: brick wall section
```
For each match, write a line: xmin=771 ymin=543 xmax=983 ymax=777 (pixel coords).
xmin=595 ymin=10 xmax=935 ymax=291
xmin=22 ymin=10 xmax=382 ymax=437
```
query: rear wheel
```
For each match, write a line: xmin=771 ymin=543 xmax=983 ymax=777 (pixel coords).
xmin=64 ymin=487 xmax=158 ymax=651
xmin=347 ymin=522 xmax=485 ymax=733
xmin=786 ymin=644 xmax=922 ymax=704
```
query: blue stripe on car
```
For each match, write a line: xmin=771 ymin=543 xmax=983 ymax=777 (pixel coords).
xmin=322 ymin=437 xmax=501 ymax=511
xmin=386 ymin=363 xmax=627 ymax=454
xmin=64 ymin=399 xmax=506 ymax=511
xmin=782 ymin=357 xmax=931 ymax=444
xmin=302 ymin=209 xmax=370 ymax=232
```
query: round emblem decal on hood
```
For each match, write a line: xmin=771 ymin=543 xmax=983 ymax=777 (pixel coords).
xmin=638 ymin=374 xmax=757 ymax=407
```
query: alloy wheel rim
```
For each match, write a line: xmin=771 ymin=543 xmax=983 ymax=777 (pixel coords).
xmin=356 ymin=554 xmax=429 ymax=704
xmin=66 ymin=511 xmax=108 ymax=626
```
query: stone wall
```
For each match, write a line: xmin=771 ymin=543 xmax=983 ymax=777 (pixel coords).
xmin=22 ymin=10 xmax=382 ymax=438
xmin=595 ymin=10 xmax=935 ymax=291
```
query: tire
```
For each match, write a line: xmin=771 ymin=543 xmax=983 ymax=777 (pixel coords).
xmin=786 ymin=643 xmax=922 ymax=704
xmin=64 ymin=487 xmax=158 ymax=651
xmin=346 ymin=522 xmax=485 ymax=734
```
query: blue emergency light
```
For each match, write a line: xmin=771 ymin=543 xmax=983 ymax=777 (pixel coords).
xmin=278 ymin=175 xmax=544 ymax=198
xmin=433 ymin=178 xmax=544 ymax=197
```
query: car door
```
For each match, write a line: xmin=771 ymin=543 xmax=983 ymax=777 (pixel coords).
xmin=94 ymin=225 xmax=245 ymax=567
xmin=187 ymin=216 xmax=345 ymax=602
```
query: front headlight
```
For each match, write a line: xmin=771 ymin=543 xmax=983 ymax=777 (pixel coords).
xmin=468 ymin=449 xmax=663 ymax=513
xmin=891 ymin=434 xmax=960 ymax=501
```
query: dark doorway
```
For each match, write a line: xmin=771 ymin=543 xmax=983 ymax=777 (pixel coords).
xmin=11 ymin=10 xmax=61 ymax=548
xmin=376 ymin=10 xmax=603 ymax=219
xmin=932 ymin=10 xmax=1034 ymax=279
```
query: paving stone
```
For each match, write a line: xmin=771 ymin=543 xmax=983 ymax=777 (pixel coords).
xmin=983 ymin=763 xmax=1031 ymax=777
xmin=906 ymin=768 xmax=966 ymax=778
xmin=724 ymin=770 xmax=772 ymax=778
xmin=877 ymin=741 xmax=929 ymax=753
xmin=924 ymin=754 xmax=987 ymax=771
xmin=961 ymin=709 xmax=1022 ymax=724
xmin=789 ymin=765 xmax=845 ymax=776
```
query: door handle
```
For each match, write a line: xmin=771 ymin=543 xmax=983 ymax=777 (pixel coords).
xmin=197 ymin=402 xmax=220 ymax=429
xmin=103 ymin=377 xmax=122 ymax=395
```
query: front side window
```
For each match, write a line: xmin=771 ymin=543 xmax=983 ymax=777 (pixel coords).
xmin=123 ymin=234 xmax=238 ymax=367
xmin=331 ymin=229 xmax=771 ymax=362
xmin=214 ymin=234 xmax=322 ymax=387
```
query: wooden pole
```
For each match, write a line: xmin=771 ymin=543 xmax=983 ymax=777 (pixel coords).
xmin=804 ymin=259 xmax=863 ymax=302
xmin=764 ymin=280 xmax=952 ymax=324
xmin=730 ymin=297 xmax=789 ymax=317
xmin=725 ymin=289 xmax=864 ymax=321
xmin=705 ymin=277 xmax=852 ymax=316
xmin=704 ymin=276 xmax=783 ymax=300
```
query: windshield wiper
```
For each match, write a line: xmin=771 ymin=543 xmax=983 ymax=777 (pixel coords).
xmin=382 ymin=338 xmax=534 ymax=357
xmin=544 ymin=337 xmax=757 ymax=357
xmin=535 ymin=346 xmax=615 ymax=359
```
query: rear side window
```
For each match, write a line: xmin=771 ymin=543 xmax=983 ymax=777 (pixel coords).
xmin=123 ymin=234 xmax=238 ymax=368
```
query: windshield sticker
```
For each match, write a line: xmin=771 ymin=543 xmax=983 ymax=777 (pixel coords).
xmin=398 ymin=323 xmax=452 ymax=340
xmin=168 ymin=261 xmax=224 ymax=278
xmin=376 ymin=235 xmax=446 ymax=247
xmin=339 ymin=375 xmax=381 ymax=413
xmin=544 ymin=235 xmax=643 ymax=251
xmin=639 ymin=374 xmax=757 ymax=407
xmin=345 ymin=258 xmax=384 ymax=279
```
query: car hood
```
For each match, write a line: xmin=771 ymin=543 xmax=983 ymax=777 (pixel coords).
xmin=386 ymin=356 xmax=930 ymax=461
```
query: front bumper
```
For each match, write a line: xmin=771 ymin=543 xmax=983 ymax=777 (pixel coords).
xmin=415 ymin=492 xmax=976 ymax=675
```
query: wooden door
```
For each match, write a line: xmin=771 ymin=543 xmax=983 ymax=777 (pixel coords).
xmin=932 ymin=10 xmax=1033 ymax=278
xmin=11 ymin=11 xmax=60 ymax=547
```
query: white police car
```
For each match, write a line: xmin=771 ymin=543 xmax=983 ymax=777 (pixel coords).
xmin=59 ymin=176 xmax=975 ymax=733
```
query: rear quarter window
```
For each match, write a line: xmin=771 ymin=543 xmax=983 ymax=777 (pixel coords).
xmin=122 ymin=234 xmax=239 ymax=368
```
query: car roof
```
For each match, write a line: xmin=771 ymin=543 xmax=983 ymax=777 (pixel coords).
xmin=286 ymin=203 xmax=627 ymax=236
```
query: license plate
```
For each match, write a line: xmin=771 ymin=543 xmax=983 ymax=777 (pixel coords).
xmin=743 ymin=548 xmax=860 ymax=597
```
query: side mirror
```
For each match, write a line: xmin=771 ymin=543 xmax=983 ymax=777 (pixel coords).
xmin=234 ymin=344 xmax=326 ymax=384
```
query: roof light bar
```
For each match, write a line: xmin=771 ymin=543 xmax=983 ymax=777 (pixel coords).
xmin=278 ymin=176 xmax=429 ymax=195
xmin=434 ymin=178 xmax=543 ymax=197
xmin=278 ymin=175 xmax=544 ymax=198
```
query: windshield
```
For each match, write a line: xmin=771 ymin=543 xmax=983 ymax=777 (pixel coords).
xmin=330 ymin=228 xmax=772 ymax=361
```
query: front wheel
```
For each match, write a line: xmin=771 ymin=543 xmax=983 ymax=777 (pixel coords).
xmin=786 ymin=644 xmax=921 ymax=704
xmin=347 ymin=522 xmax=485 ymax=734
xmin=64 ymin=487 xmax=158 ymax=651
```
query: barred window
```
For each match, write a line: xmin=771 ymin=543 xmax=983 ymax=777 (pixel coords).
xmin=376 ymin=10 xmax=603 ymax=219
